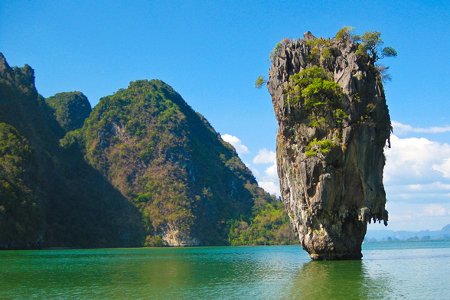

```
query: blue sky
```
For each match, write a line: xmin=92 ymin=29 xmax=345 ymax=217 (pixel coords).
xmin=1 ymin=0 xmax=449 ymax=231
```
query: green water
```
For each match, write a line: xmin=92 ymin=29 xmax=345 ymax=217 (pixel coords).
xmin=1 ymin=241 xmax=449 ymax=299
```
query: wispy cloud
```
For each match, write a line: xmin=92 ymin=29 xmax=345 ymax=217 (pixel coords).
xmin=407 ymin=182 xmax=450 ymax=191
xmin=381 ymin=133 xmax=450 ymax=229
xmin=253 ymin=148 xmax=276 ymax=164
xmin=265 ymin=164 xmax=277 ymax=178
xmin=384 ymin=134 xmax=450 ymax=184
xmin=258 ymin=181 xmax=279 ymax=196
xmin=422 ymin=204 xmax=449 ymax=217
xmin=221 ymin=134 xmax=249 ymax=155
xmin=252 ymin=148 xmax=280 ymax=196
xmin=392 ymin=121 xmax=450 ymax=135
xmin=433 ymin=158 xmax=450 ymax=179
xmin=379 ymin=201 xmax=450 ymax=231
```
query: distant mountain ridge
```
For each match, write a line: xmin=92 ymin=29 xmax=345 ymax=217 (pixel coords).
xmin=366 ymin=225 xmax=450 ymax=242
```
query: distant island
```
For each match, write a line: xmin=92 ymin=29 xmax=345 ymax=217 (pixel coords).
xmin=366 ymin=224 xmax=450 ymax=242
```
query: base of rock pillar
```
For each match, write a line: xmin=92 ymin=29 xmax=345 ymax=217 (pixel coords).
xmin=299 ymin=218 xmax=367 ymax=260
xmin=309 ymin=252 xmax=363 ymax=261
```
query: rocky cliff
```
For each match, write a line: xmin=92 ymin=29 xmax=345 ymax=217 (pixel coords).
xmin=268 ymin=31 xmax=391 ymax=259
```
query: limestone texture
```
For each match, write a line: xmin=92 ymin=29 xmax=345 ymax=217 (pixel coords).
xmin=268 ymin=32 xmax=391 ymax=260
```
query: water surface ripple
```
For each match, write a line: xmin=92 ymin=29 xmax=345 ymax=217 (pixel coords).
xmin=1 ymin=241 xmax=449 ymax=299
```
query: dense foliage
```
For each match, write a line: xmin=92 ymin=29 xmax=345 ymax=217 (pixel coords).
xmin=0 ymin=53 xmax=143 ymax=249
xmin=285 ymin=66 xmax=346 ymax=157
xmin=229 ymin=198 xmax=296 ymax=245
xmin=305 ymin=138 xmax=335 ymax=157
xmin=334 ymin=27 xmax=397 ymax=81
xmin=0 ymin=53 xmax=294 ymax=248
xmin=78 ymin=80 xmax=280 ymax=245
xmin=355 ymin=31 xmax=397 ymax=63
xmin=286 ymin=66 xmax=346 ymax=126
xmin=0 ymin=123 xmax=42 ymax=248
xmin=46 ymin=92 xmax=92 ymax=132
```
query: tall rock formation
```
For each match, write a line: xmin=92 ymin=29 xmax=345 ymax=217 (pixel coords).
xmin=268 ymin=31 xmax=391 ymax=259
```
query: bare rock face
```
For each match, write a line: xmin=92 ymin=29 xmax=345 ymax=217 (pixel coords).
xmin=268 ymin=32 xmax=391 ymax=260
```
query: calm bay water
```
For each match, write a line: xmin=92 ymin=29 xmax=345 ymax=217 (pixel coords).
xmin=1 ymin=241 xmax=449 ymax=299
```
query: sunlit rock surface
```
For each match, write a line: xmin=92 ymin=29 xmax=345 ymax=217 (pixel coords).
xmin=268 ymin=32 xmax=391 ymax=260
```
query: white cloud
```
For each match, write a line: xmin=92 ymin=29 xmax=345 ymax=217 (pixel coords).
xmin=369 ymin=201 xmax=450 ymax=231
xmin=380 ymin=132 xmax=450 ymax=230
xmin=253 ymin=148 xmax=276 ymax=164
xmin=257 ymin=162 xmax=280 ymax=196
xmin=433 ymin=158 xmax=450 ymax=178
xmin=384 ymin=134 xmax=450 ymax=210
xmin=259 ymin=181 xmax=279 ymax=196
xmin=407 ymin=182 xmax=450 ymax=192
xmin=423 ymin=204 xmax=448 ymax=217
xmin=392 ymin=121 xmax=450 ymax=135
xmin=258 ymin=160 xmax=280 ymax=196
xmin=265 ymin=163 xmax=277 ymax=178
xmin=221 ymin=134 xmax=249 ymax=155
xmin=251 ymin=148 xmax=280 ymax=196
xmin=384 ymin=134 xmax=450 ymax=184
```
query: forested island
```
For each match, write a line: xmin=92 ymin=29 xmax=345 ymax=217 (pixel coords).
xmin=0 ymin=53 xmax=295 ymax=249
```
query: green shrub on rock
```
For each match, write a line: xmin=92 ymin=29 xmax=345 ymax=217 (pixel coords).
xmin=285 ymin=66 xmax=348 ymax=127
xmin=305 ymin=138 xmax=336 ymax=157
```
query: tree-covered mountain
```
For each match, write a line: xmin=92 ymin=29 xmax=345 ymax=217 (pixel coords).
xmin=72 ymin=79 xmax=279 ymax=245
xmin=0 ymin=53 xmax=293 ymax=249
xmin=0 ymin=53 xmax=144 ymax=249
xmin=47 ymin=91 xmax=92 ymax=133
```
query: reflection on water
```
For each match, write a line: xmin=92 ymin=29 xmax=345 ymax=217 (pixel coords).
xmin=0 ymin=242 xmax=449 ymax=299
xmin=0 ymin=247 xmax=307 ymax=299
xmin=286 ymin=260 xmax=393 ymax=300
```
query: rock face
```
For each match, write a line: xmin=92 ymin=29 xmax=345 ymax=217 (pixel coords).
xmin=268 ymin=32 xmax=391 ymax=259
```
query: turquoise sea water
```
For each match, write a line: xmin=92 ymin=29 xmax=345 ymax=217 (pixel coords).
xmin=0 ymin=241 xmax=449 ymax=299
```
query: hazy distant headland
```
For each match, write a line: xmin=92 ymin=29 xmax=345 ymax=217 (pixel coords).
xmin=366 ymin=224 xmax=450 ymax=242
